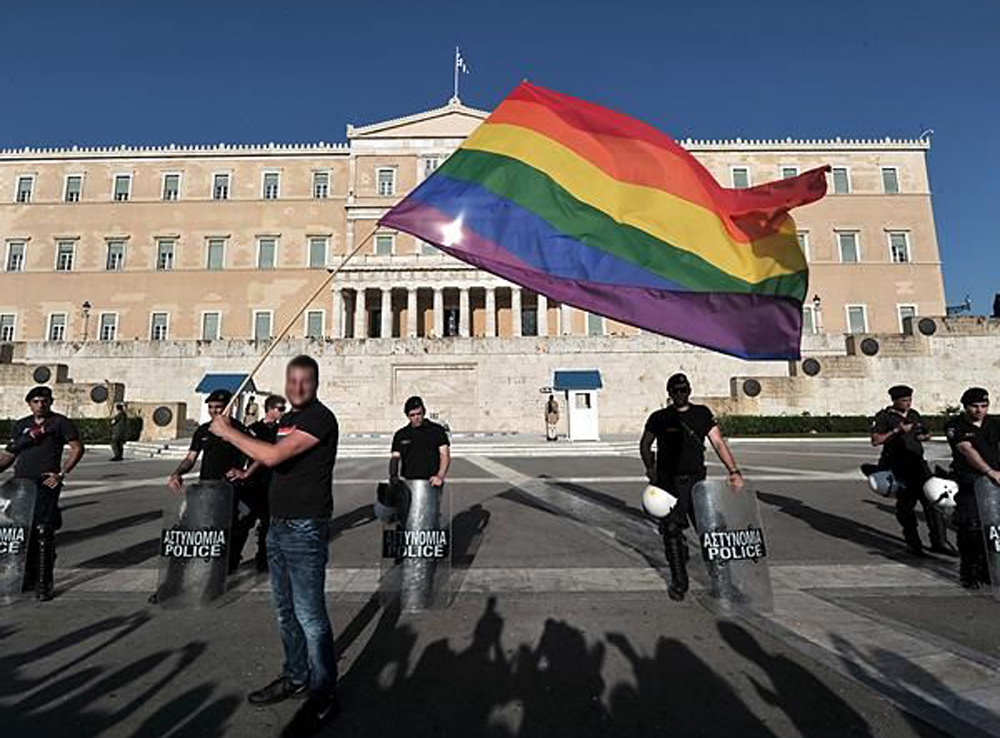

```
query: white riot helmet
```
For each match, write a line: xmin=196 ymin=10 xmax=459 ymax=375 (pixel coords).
xmin=641 ymin=484 xmax=678 ymax=519
xmin=923 ymin=477 xmax=959 ymax=513
xmin=867 ymin=470 xmax=903 ymax=498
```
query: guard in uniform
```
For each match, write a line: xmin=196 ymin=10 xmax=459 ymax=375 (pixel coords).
xmin=228 ymin=394 xmax=286 ymax=572
xmin=639 ymin=373 xmax=744 ymax=601
xmin=0 ymin=386 xmax=85 ymax=600
xmin=389 ymin=396 xmax=451 ymax=488
xmin=870 ymin=385 xmax=955 ymax=556
xmin=945 ymin=387 xmax=1000 ymax=588
xmin=166 ymin=389 xmax=246 ymax=573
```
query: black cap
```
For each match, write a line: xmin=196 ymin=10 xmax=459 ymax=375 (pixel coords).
xmin=960 ymin=387 xmax=989 ymax=406
xmin=888 ymin=385 xmax=913 ymax=400
xmin=25 ymin=385 xmax=52 ymax=402
xmin=206 ymin=389 xmax=233 ymax=405
xmin=667 ymin=373 xmax=691 ymax=392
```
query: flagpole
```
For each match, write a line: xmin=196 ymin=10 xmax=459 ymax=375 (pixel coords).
xmin=223 ymin=230 xmax=376 ymax=415
xmin=453 ymin=46 xmax=459 ymax=100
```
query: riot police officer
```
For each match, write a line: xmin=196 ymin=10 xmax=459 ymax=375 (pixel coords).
xmin=639 ymin=373 xmax=744 ymax=601
xmin=945 ymin=387 xmax=1000 ymax=589
xmin=0 ymin=386 xmax=85 ymax=600
xmin=870 ymin=385 xmax=955 ymax=556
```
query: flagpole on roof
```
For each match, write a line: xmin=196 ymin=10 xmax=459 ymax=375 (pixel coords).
xmin=453 ymin=46 xmax=460 ymax=101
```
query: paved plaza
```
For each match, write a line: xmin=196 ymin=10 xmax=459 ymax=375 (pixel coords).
xmin=1 ymin=437 xmax=998 ymax=737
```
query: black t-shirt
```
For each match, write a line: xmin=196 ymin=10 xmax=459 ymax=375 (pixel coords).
xmin=946 ymin=415 xmax=1000 ymax=476
xmin=269 ymin=400 xmax=339 ymax=519
xmin=391 ymin=421 xmax=451 ymax=480
xmin=872 ymin=407 xmax=926 ymax=464
xmin=644 ymin=404 xmax=716 ymax=477
xmin=190 ymin=420 xmax=246 ymax=481
xmin=7 ymin=413 xmax=80 ymax=480
xmin=248 ymin=419 xmax=278 ymax=487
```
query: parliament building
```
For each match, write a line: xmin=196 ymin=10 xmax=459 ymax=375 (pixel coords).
xmin=0 ymin=97 xmax=945 ymax=346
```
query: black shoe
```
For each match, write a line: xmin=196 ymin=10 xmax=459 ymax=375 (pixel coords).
xmin=904 ymin=534 xmax=926 ymax=557
xmin=248 ymin=675 xmax=309 ymax=707
xmin=961 ymin=577 xmax=981 ymax=590
xmin=929 ymin=542 xmax=958 ymax=557
xmin=280 ymin=690 xmax=340 ymax=737
xmin=254 ymin=554 xmax=269 ymax=573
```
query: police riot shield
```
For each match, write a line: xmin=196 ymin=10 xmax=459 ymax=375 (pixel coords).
xmin=975 ymin=477 xmax=1000 ymax=601
xmin=692 ymin=478 xmax=773 ymax=614
xmin=0 ymin=479 xmax=37 ymax=605
xmin=379 ymin=479 xmax=452 ymax=612
xmin=155 ymin=480 xmax=234 ymax=609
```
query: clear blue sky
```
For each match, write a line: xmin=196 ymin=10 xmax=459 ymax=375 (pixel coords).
xmin=2 ymin=0 xmax=996 ymax=312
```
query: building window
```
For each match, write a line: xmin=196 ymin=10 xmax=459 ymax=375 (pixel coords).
xmin=55 ymin=241 xmax=75 ymax=271
xmin=213 ymin=173 xmax=230 ymax=200
xmin=802 ymin=306 xmax=817 ymax=335
xmin=831 ymin=167 xmax=850 ymax=194
xmin=201 ymin=312 xmax=221 ymax=341
xmin=262 ymin=172 xmax=280 ymax=200
xmin=376 ymin=167 xmax=396 ymax=196
xmin=15 ymin=176 xmax=33 ymax=203
xmin=305 ymin=310 xmax=324 ymax=339
xmin=881 ymin=167 xmax=899 ymax=194
xmin=888 ymin=232 xmax=910 ymax=263
xmin=898 ymin=304 xmax=917 ymax=332
xmin=162 ymin=173 xmax=181 ymax=201
xmin=308 ymin=237 xmax=327 ymax=268
xmin=0 ymin=314 xmax=15 ymax=341
xmin=586 ymin=313 xmax=604 ymax=336
xmin=98 ymin=313 xmax=118 ymax=341
xmin=781 ymin=166 xmax=799 ymax=179
xmin=47 ymin=313 xmax=67 ymax=341
xmin=106 ymin=240 xmax=125 ymax=271
xmin=837 ymin=231 xmax=860 ymax=263
xmin=313 ymin=171 xmax=329 ymax=199
xmin=258 ymin=237 xmax=277 ymax=269
xmin=5 ymin=241 xmax=26 ymax=272
xmin=731 ymin=167 xmax=750 ymax=189
xmin=64 ymin=175 xmax=83 ymax=202
xmin=150 ymin=312 xmax=169 ymax=341
xmin=253 ymin=311 xmax=273 ymax=340
xmin=113 ymin=174 xmax=131 ymax=202
xmin=374 ymin=234 xmax=394 ymax=256
xmin=796 ymin=231 xmax=810 ymax=261
xmin=422 ymin=157 xmax=441 ymax=179
xmin=421 ymin=239 xmax=437 ymax=255
xmin=846 ymin=305 xmax=868 ymax=334
xmin=206 ymin=238 xmax=225 ymax=270
xmin=156 ymin=239 xmax=175 ymax=271
xmin=522 ymin=306 xmax=538 ymax=337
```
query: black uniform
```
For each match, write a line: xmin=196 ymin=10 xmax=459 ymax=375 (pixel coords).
xmin=232 ymin=419 xmax=277 ymax=570
xmin=871 ymin=407 xmax=944 ymax=550
xmin=391 ymin=421 xmax=450 ymax=480
xmin=644 ymin=404 xmax=716 ymax=531
xmin=189 ymin=421 xmax=245 ymax=480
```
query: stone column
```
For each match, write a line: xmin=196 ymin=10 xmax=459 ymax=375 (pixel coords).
xmin=537 ymin=294 xmax=548 ymax=337
xmin=332 ymin=288 xmax=343 ymax=339
xmin=561 ymin=303 xmax=572 ymax=335
xmin=485 ymin=287 xmax=497 ymax=337
xmin=380 ymin=287 xmax=392 ymax=338
xmin=353 ymin=288 xmax=366 ymax=339
xmin=459 ymin=287 xmax=470 ymax=337
xmin=406 ymin=287 xmax=418 ymax=337
xmin=433 ymin=287 xmax=444 ymax=337
xmin=511 ymin=287 xmax=522 ymax=337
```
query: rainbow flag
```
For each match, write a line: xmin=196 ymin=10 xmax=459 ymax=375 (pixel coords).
xmin=378 ymin=82 xmax=828 ymax=359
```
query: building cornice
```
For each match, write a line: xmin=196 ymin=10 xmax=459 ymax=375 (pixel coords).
xmin=679 ymin=136 xmax=931 ymax=151
xmin=0 ymin=141 xmax=350 ymax=162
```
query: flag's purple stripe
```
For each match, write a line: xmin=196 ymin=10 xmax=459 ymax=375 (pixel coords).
xmin=381 ymin=201 xmax=802 ymax=360
xmin=380 ymin=174 xmax=689 ymax=292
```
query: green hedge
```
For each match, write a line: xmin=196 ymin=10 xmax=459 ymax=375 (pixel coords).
xmin=718 ymin=414 xmax=954 ymax=437
xmin=0 ymin=417 xmax=143 ymax=444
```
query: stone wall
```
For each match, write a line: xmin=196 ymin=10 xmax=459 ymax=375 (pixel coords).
xmin=6 ymin=316 xmax=998 ymax=435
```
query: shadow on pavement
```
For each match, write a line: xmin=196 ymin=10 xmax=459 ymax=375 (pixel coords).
xmin=327 ymin=596 xmax=912 ymax=738
xmin=0 ymin=612 xmax=240 ymax=738
xmin=58 ymin=510 xmax=162 ymax=547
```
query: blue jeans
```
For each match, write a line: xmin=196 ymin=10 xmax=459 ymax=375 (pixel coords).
xmin=267 ymin=517 xmax=337 ymax=693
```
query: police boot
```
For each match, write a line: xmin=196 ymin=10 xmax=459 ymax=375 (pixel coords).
xmin=229 ymin=520 xmax=250 ymax=575
xmin=957 ymin=529 xmax=981 ymax=589
xmin=662 ymin=527 xmax=689 ymax=602
xmin=35 ymin=525 xmax=56 ymax=601
xmin=926 ymin=511 xmax=957 ymax=557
